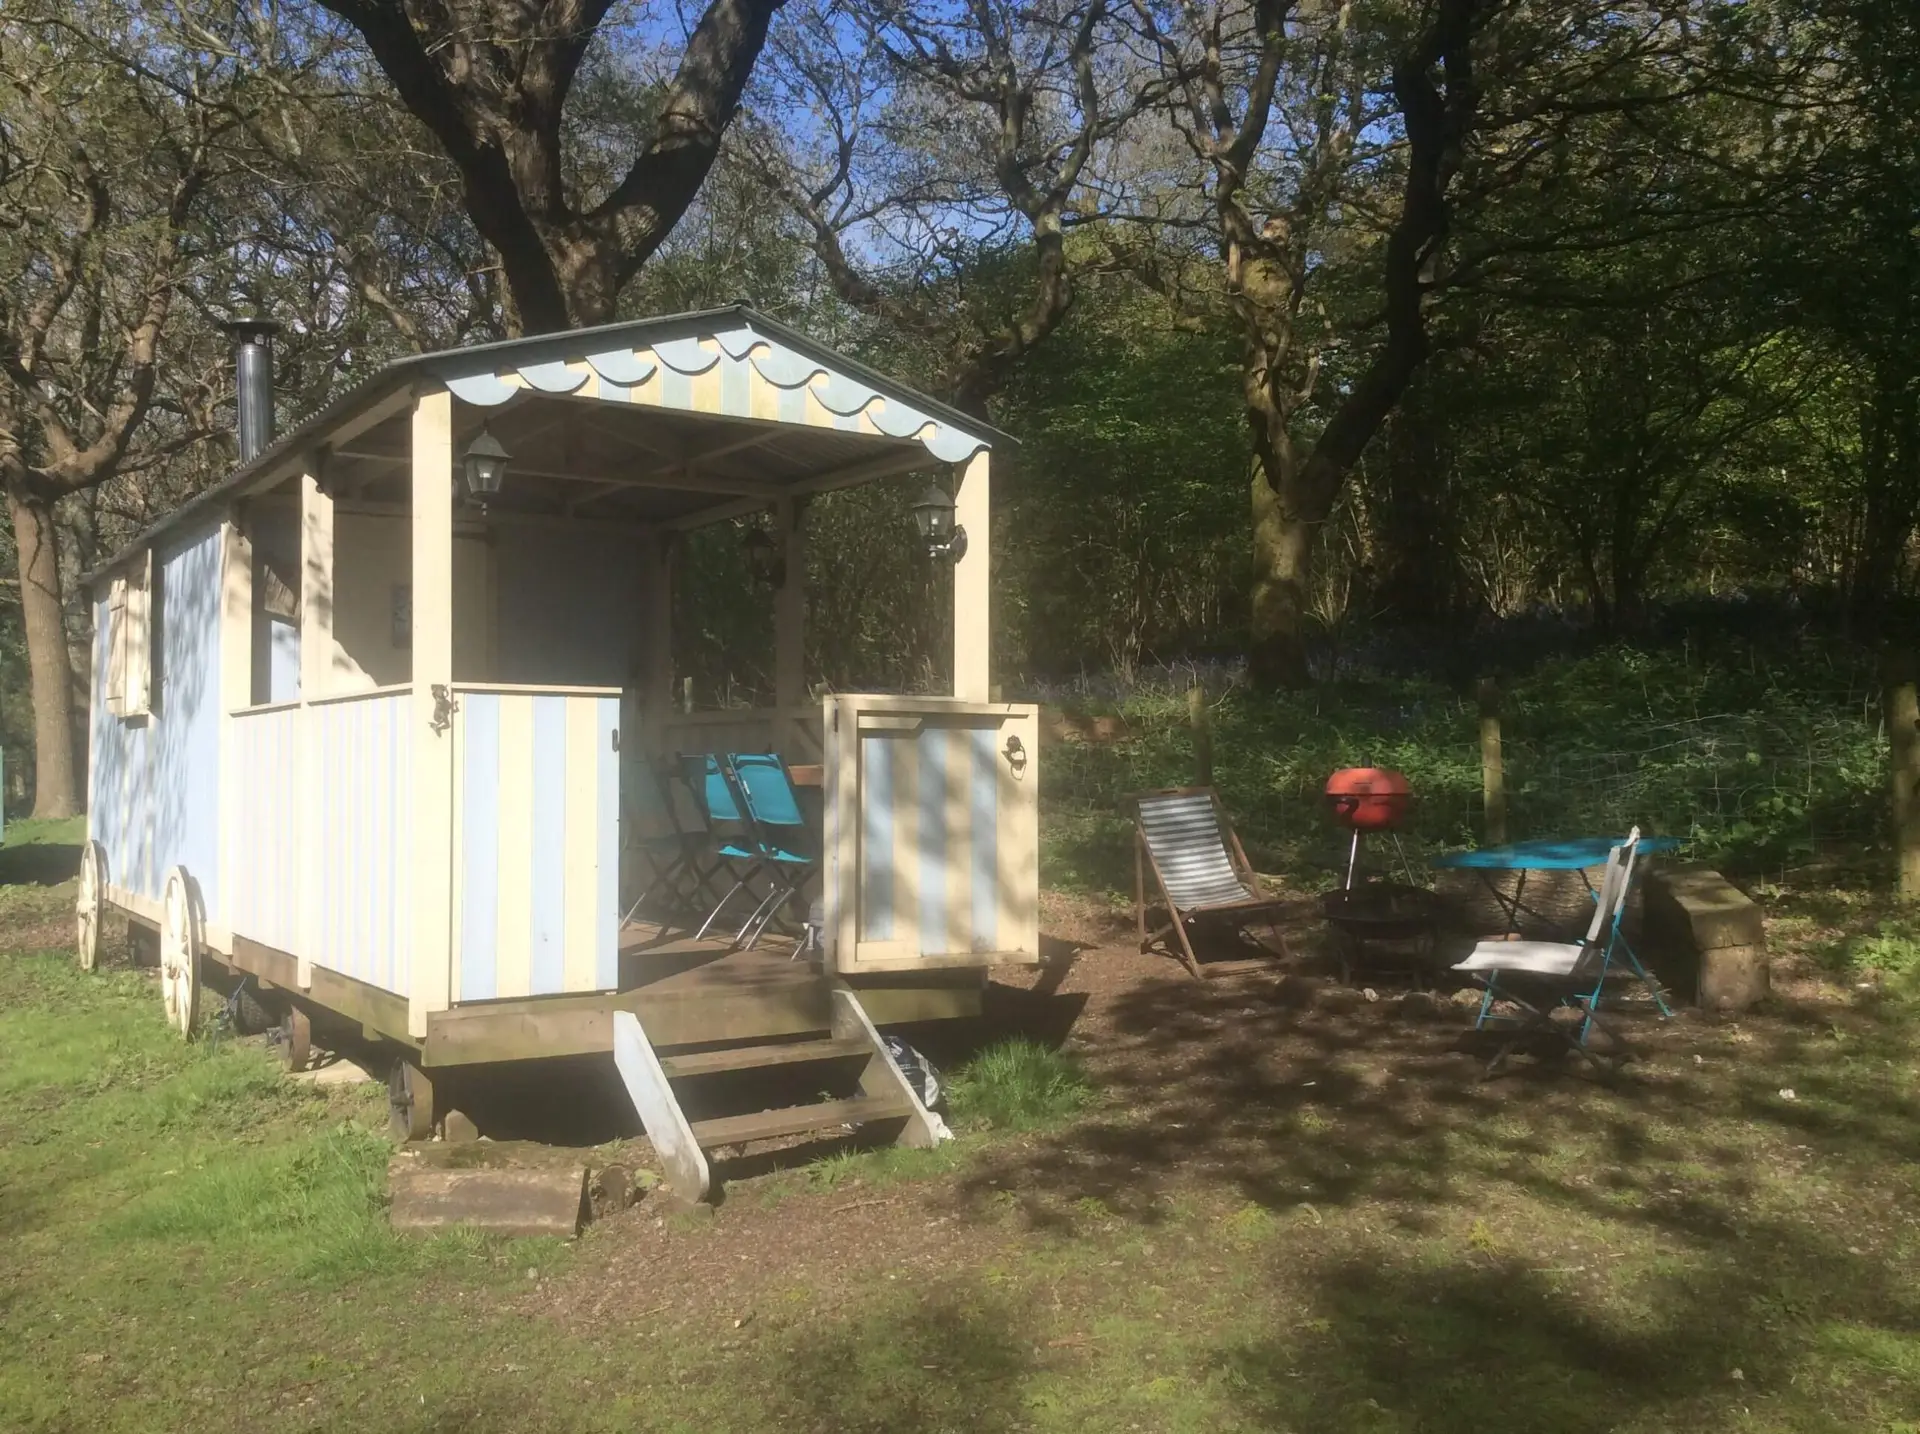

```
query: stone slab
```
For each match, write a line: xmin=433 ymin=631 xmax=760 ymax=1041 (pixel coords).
xmin=389 ymin=1155 xmax=588 ymax=1239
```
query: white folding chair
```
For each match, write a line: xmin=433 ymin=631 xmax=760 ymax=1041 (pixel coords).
xmin=1452 ymin=826 xmax=1641 ymax=1075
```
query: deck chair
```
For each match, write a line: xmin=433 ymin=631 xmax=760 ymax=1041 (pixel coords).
xmin=1134 ymin=788 xmax=1288 ymax=977
xmin=1452 ymin=826 xmax=1640 ymax=1076
xmin=724 ymin=752 xmax=817 ymax=952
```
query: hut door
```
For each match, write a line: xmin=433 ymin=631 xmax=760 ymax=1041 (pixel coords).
xmin=823 ymin=697 xmax=1040 ymax=973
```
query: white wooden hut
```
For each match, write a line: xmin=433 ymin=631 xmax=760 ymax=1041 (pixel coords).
xmin=76 ymin=308 xmax=1038 ymax=1199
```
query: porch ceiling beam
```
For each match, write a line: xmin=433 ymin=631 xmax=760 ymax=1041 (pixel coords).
xmin=524 ymin=461 xmax=781 ymax=499
xmin=333 ymin=498 xmax=655 ymax=539
xmin=238 ymin=385 xmax=416 ymax=498
xmin=564 ymin=430 xmax=787 ymax=514
xmin=330 ymin=446 xmax=781 ymax=500
xmin=666 ymin=446 xmax=930 ymax=531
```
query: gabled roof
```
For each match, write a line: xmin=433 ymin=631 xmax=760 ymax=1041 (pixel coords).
xmin=86 ymin=304 xmax=1007 ymax=588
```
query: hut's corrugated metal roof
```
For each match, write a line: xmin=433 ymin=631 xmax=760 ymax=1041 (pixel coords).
xmin=84 ymin=304 xmax=1008 ymax=589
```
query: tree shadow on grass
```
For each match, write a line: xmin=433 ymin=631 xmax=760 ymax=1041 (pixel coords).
xmin=0 ymin=839 xmax=80 ymax=887
xmin=955 ymin=960 xmax=1920 ymax=1224
xmin=755 ymin=1291 xmax=1035 ymax=1434
xmin=1220 ymin=1211 xmax=1920 ymax=1434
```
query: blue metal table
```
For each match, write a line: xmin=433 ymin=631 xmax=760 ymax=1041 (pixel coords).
xmin=1433 ymin=835 xmax=1679 ymax=1016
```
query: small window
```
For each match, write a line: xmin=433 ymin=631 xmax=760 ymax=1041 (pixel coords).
xmin=105 ymin=551 xmax=154 ymax=719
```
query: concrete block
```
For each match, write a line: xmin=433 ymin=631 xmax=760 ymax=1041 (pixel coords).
xmin=1645 ymin=862 xmax=1765 ymax=951
xmin=1643 ymin=863 xmax=1769 ymax=1013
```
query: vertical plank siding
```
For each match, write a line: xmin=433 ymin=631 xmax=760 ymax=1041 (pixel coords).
xmin=227 ymin=692 xmax=413 ymax=995
xmin=454 ymin=690 xmax=620 ymax=1002
xmin=228 ymin=705 xmax=300 ymax=954
xmin=88 ymin=529 xmax=223 ymax=914
xmin=308 ymin=693 xmax=413 ymax=995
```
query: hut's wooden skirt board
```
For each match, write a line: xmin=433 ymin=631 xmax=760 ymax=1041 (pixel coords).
xmin=169 ymin=921 xmax=983 ymax=1068
xmin=422 ymin=925 xmax=985 ymax=1066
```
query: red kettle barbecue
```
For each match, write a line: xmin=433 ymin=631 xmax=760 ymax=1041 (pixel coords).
xmin=1324 ymin=767 xmax=1414 ymax=887
xmin=1319 ymin=766 xmax=1439 ymax=983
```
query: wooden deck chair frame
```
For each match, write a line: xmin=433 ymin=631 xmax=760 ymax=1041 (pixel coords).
xmin=1133 ymin=786 xmax=1288 ymax=978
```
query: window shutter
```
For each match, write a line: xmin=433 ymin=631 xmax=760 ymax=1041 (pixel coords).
xmin=106 ymin=577 xmax=128 ymax=716
xmin=125 ymin=550 xmax=152 ymax=716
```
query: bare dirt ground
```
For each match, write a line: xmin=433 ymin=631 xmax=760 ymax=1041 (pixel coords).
xmin=532 ymin=881 xmax=1874 ymax=1343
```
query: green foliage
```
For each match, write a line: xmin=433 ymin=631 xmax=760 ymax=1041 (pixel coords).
xmin=945 ymin=1038 xmax=1097 ymax=1132
xmin=995 ymin=286 xmax=1250 ymax=675
xmin=1042 ymin=642 xmax=1886 ymax=894
xmin=1829 ymin=919 xmax=1920 ymax=1002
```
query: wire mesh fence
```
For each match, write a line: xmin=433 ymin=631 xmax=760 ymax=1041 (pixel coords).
xmin=1032 ymin=654 xmax=1887 ymax=892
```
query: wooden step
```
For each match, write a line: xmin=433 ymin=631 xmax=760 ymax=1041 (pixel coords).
xmin=1202 ymin=957 xmax=1281 ymax=978
xmin=689 ymin=1094 xmax=908 ymax=1149
xmin=658 ymin=1036 xmax=870 ymax=1079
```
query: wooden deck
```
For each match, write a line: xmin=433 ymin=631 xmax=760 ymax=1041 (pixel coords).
xmin=617 ymin=919 xmax=813 ymax=996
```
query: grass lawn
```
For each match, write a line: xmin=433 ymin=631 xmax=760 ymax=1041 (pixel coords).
xmin=4 ymin=849 xmax=1920 ymax=1431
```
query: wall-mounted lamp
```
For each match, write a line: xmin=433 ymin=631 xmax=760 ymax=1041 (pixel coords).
xmin=742 ymin=526 xmax=785 ymax=588
xmin=462 ymin=427 xmax=510 ymax=506
xmin=910 ymin=482 xmax=967 ymax=563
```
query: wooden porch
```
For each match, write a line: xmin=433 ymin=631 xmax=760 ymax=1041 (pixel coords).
xmin=414 ymin=919 xmax=984 ymax=1068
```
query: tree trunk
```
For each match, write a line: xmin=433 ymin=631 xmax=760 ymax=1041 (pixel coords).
xmin=1375 ymin=402 xmax=1461 ymax=624
xmin=1853 ymin=363 xmax=1920 ymax=635
xmin=1884 ymin=650 xmax=1920 ymax=901
xmin=1249 ymin=459 xmax=1317 ymax=688
xmin=7 ymin=487 xmax=81 ymax=819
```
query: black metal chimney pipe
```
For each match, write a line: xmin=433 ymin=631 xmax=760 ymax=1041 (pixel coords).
xmin=220 ymin=319 xmax=281 ymax=464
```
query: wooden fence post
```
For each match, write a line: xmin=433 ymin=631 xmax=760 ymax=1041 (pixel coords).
xmin=1884 ymin=653 xmax=1920 ymax=901
xmin=1478 ymin=678 xmax=1508 ymax=847
xmin=1188 ymin=683 xmax=1213 ymax=788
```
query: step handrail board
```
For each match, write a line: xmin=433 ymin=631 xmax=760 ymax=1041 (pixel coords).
xmin=832 ymin=987 xmax=946 ymax=1149
xmin=689 ymin=1094 xmax=906 ymax=1148
xmin=612 ymin=1009 xmax=710 ymax=1204
xmin=658 ymin=1036 xmax=870 ymax=1079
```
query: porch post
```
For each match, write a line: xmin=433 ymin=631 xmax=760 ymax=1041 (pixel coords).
xmin=409 ymin=388 xmax=456 ymax=1038
xmin=775 ymin=497 xmax=807 ymax=714
xmin=952 ymin=450 xmax=991 ymax=702
xmin=298 ymin=461 xmax=333 ymax=699
xmin=218 ymin=509 xmax=252 ymax=961
xmin=637 ymin=530 xmax=674 ymax=743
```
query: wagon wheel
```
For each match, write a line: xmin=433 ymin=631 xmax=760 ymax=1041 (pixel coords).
xmin=75 ymin=840 xmax=107 ymax=972
xmin=282 ymin=1006 xmax=312 ymax=1073
xmin=160 ymin=867 xmax=203 ymax=1038
xmin=388 ymin=1058 xmax=435 ymax=1142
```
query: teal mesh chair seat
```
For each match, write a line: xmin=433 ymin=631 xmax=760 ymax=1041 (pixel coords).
xmin=682 ymin=753 xmax=770 ymax=943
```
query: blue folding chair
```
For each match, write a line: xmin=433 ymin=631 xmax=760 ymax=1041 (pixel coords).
xmin=1452 ymin=827 xmax=1642 ymax=1075
xmin=622 ymin=757 xmax=725 ymax=927
xmin=681 ymin=753 xmax=770 ymax=943
xmin=723 ymin=752 xmax=817 ymax=951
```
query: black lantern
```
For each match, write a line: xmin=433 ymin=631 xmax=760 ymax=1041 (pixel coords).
xmin=910 ymin=482 xmax=967 ymax=562
xmin=462 ymin=428 xmax=509 ymax=504
xmin=742 ymin=526 xmax=785 ymax=588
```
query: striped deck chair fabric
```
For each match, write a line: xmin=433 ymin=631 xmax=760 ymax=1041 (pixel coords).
xmin=1134 ymin=788 xmax=1286 ymax=977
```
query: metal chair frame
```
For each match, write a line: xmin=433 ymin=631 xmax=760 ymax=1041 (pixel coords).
xmin=1454 ymin=828 xmax=1642 ymax=1076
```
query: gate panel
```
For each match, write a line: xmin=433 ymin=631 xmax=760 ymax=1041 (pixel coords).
xmin=825 ymin=696 xmax=1038 ymax=973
